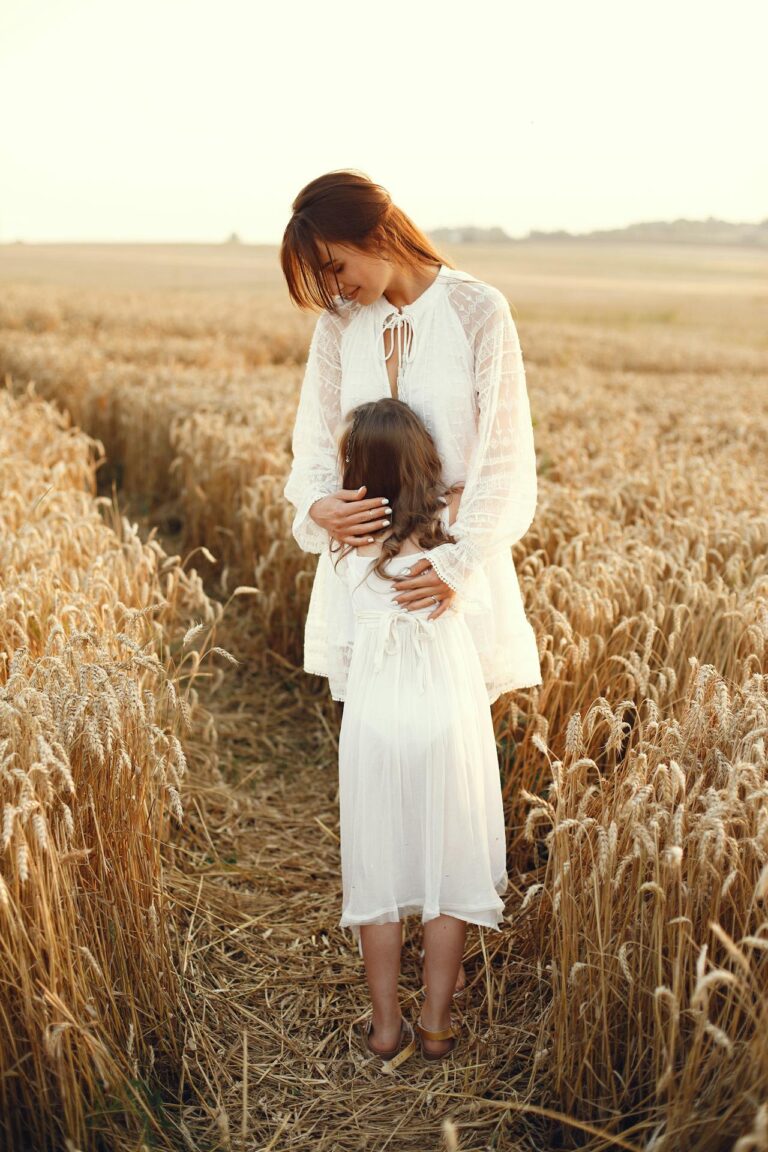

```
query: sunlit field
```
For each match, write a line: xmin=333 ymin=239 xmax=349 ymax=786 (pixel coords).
xmin=1 ymin=240 xmax=767 ymax=1152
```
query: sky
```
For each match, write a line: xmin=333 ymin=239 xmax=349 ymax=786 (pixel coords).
xmin=1 ymin=0 xmax=765 ymax=244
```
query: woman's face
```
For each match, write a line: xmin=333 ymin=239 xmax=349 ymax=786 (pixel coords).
xmin=316 ymin=241 xmax=390 ymax=305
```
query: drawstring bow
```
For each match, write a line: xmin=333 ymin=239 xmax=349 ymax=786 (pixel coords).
xmin=380 ymin=310 xmax=416 ymax=394
xmin=354 ymin=608 xmax=436 ymax=694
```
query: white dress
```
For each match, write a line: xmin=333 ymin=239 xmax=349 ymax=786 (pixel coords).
xmin=283 ymin=264 xmax=542 ymax=705
xmin=336 ymin=503 xmax=509 ymax=953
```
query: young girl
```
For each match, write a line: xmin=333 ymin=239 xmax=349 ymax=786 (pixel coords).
xmin=330 ymin=398 xmax=509 ymax=1068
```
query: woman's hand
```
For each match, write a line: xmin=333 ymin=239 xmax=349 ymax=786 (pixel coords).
xmin=392 ymin=560 xmax=456 ymax=620
xmin=310 ymin=484 xmax=391 ymax=545
xmin=311 ymin=485 xmax=457 ymax=619
xmin=395 ymin=485 xmax=462 ymax=620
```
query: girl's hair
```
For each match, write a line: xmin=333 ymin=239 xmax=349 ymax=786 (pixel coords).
xmin=330 ymin=398 xmax=459 ymax=587
xmin=280 ymin=169 xmax=454 ymax=313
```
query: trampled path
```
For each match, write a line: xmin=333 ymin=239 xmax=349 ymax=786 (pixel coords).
xmin=169 ymin=633 xmax=545 ymax=1152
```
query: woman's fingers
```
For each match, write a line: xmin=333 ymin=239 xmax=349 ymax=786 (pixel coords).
xmin=396 ymin=590 xmax=448 ymax=609
xmin=336 ymin=502 xmax=390 ymax=536
xmin=392 ymin=562 xmax=437 ymax=598
xmin=393 ymin=565 xmax=456 ymax=612
xmin=334 ymin=520 xmax=386 ymax=543
xmin=346 ymin=512 xmax=389 ymax=531
xmin=345 ymin=498 xmax=391 ymax=518
xmin=394 ymin=558 xmax=432 ymax=580
xmin=427 ymin=602 xmax=451 ymax=620
xmin=403 ymin=593 xmax=453 ymax=616
xmin=334 ymin=488 xmax=389 ymax=514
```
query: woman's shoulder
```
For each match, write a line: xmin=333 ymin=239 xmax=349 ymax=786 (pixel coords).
xmin=442 ymin=269 xmax=509 ymax=333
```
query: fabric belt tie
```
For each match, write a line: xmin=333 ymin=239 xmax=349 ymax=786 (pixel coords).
xmin=354 ymin=609 xmax=436 ymax=694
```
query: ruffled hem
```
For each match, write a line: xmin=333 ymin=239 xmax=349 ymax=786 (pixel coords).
xmin=340 ymin=897 xmax=505 ymax=929
xmin=340 ymin=873 xmax=509 ymax=955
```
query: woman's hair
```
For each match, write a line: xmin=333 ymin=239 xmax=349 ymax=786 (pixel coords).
xmin=330 ymin=398 xmax=459 ymax=587
xmin=281 ymin=169 xmax=454 ymax=313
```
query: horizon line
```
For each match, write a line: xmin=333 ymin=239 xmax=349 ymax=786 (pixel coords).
xmin=2 ymin=213 xmax=766 ymax=249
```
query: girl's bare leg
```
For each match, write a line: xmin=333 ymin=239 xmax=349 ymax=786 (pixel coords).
xmin=421 ymin=954 xmax=467 ymax=995
xmin=359 ymin=922 xmax=403 ymax=1053
xmin=420 ymin=915 xmax=467 ymax=1056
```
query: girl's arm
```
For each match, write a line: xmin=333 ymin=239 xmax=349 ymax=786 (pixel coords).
xmin=283 ymin=310 xmax=343 ymax=553
xmin=426 ymin=289 xmax=537 ymax=612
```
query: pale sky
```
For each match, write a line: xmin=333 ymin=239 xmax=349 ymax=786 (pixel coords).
xmin=1 ymin=0 xmax=765 ymax=244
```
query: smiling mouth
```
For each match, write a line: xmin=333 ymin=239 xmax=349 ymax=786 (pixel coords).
xmin=344 ymin=287 xmax=359 ymax=300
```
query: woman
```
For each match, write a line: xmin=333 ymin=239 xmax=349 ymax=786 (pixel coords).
xmin=281 ymin=169 xmax=541 ymax=698
xmin=280 ymin=168 xmax=542 ymax=1023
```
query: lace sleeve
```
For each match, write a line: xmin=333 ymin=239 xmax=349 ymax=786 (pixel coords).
xmin=283 ymin=310 xmax=343 ymax=553
xmin=426 ymin=288 xmax=537 ymax=612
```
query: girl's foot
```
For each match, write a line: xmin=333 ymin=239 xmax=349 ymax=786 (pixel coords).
xmin=366 ymin=1013 xmax=405 ymax=1057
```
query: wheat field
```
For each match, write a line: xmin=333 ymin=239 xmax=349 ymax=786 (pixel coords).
xmin=0 ymin=241 xmax=767 ymax=1152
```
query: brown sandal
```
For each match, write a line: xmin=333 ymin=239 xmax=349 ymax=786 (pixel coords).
xmin=361 ymin=1015 xmax=416 ymax=1072
xmin=414 ymin=1015 xmax=460 ymax=1062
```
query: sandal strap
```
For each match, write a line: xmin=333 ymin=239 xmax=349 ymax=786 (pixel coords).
xmin=382 ymin=1021 xmax=416 ymax=1072
xmin=416 ymin=1018 xmax=457 ymax=1042
xmin=365 ymin=1017 xmax=417 ymax=1070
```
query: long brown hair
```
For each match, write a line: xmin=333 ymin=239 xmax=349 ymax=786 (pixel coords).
xmin=330 ymin=398 xmax=459 ymax=586
xmin=281 ymin=169 xmax=454 ymax=313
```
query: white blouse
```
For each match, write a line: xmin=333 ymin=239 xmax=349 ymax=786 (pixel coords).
xmin=283 ymin=264 xmax=542 ymax=705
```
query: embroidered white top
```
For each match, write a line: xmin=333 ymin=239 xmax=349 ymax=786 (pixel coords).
xmin=283 ymin=263 xmax=542 ymax=704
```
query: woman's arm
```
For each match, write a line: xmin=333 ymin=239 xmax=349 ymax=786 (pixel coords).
xmin=445 ymin=484 xmax=464 ymax=527
xmin=426 ymin=289 xmax=537 ymax=608
xmin=283 ymin=311 xmax=393 ymax=551
xmin=283 ymin=310 xmax=343 ymax=553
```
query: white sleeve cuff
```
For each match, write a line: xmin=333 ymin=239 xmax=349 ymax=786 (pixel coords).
xmin=292 ymin=488 xmax=332 ymax=554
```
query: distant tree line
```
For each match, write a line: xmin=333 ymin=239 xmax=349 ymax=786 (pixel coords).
xmin=429 ymin=217 xmax=768 ymax=247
